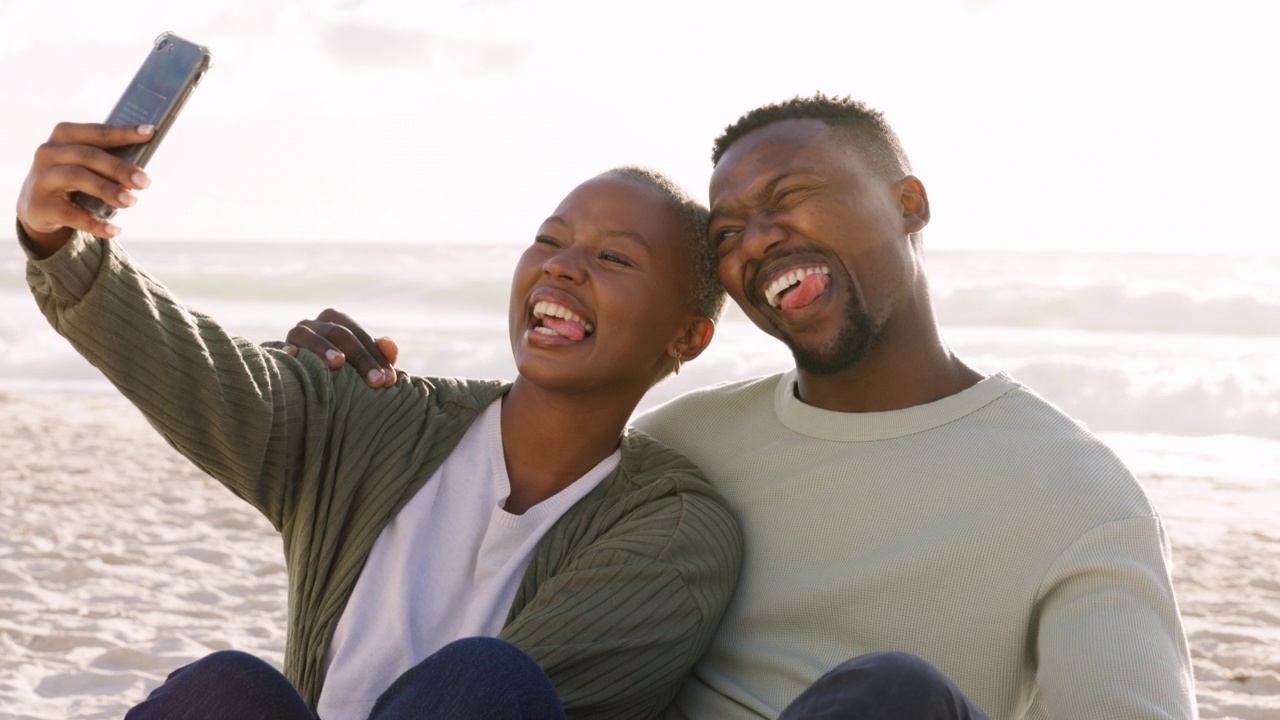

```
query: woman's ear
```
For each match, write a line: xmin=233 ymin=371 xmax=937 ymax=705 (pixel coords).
xmin=669 ymin=316 xmax=716 ymax=364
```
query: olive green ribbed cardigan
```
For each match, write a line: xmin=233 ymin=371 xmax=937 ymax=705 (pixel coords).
xmin=23 ymin=229 xmax=743 ymax=718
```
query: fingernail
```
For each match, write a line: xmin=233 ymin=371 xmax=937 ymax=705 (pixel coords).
xmin=367 ymin=369 xmax=383 ymax=385
xmin=118 ymin=190 xmax=136 ymax=207
xmin=283 ymin=344 xmax=297 ymax=355
xmin=138 ymin=124 xmax=154 ymax=135
xmin=384 ymin=369 xmax=396 ymax=384
xmin=325 ymin=349 xmax=341 ymax=363
xmin=103 ymin=224 xmax=121 ymax=238
xmin=132 ymin=172 xmax=150 ymax=189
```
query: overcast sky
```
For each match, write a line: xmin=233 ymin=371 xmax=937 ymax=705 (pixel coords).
xmin=1 ymin=0 xmax=1275 ymax=254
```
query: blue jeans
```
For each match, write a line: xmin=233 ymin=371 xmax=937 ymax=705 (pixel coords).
xmin=126 ymin=642 xmax=984 ymax=719
xmin=123 ymin=637 xmax=565 ymax=719
xmin=778 ymin=651 xmax=990 ymax=720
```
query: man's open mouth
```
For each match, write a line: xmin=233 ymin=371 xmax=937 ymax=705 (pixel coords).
xmin=764 ymin=265 xmax=831 ymax=310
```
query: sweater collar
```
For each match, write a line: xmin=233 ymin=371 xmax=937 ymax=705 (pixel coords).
xmin=774 ymin=370 xmax=1018 ymax=441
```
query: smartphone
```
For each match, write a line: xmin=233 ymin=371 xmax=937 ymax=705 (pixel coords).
xmin=73 ymin=32 xmax=213 ymax=220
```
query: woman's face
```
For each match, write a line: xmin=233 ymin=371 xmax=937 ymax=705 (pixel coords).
xmin=508 ymin=173 xmax=703 ymax=401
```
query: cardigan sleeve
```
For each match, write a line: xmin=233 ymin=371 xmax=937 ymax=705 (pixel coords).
xmin=499 ymin=477 xmax=743 ymax=719
xmin=23 ymin=229 xmax=349 ymax=531
xmin=1033 ymin=516 xmax=1197 ymax=719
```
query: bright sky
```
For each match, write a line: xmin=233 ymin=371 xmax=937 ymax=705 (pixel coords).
xmin=1 ymin=0 xmax=1275 ymax=254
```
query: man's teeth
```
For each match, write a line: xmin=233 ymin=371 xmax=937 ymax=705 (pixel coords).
xmin=532 ymin=301 xmax=595 ymax=334
xmin=765 ymin=266 xmax=830 ymax=308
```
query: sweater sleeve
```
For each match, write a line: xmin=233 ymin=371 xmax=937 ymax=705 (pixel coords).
xmin=23 ymin=230 xmax=338 ymax=531
xmin=499 ymin=481 xmax=743 ymax=720
xmin=1034 ymin=516 xmax=1197 ymax=719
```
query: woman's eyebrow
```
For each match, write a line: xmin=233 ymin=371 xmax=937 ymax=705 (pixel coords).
xmin=603 ymin=229 xmax=651 ymax=252
xmin=538 ymin=218 xmax=651 ymax=254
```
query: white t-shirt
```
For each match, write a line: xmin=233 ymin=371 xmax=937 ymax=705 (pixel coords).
xmin=318 ymin=398 xmax=620 ymax=720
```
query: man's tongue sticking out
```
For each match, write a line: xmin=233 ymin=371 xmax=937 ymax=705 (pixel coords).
xmin=780 ymin=273 xmax=830 ymax=311
xmin=543 ymin=316 xmax=587 ymax=342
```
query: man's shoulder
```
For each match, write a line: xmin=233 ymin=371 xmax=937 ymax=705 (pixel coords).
xmin=982 ymin=374 xmax=1124 ymax=462
xmin=976 ymin=374 xmax=1155 ymax=519
xmin=635 ymin=371 xmax=786 ymax=433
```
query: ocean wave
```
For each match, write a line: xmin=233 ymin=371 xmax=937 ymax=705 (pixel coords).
xmin=6 ymin=244 xmax=1278 ymax=440
xmin=935 ymin=284 xmax=1280 ymax=336
xmin=5 ymin=329 xmax=1277 ymax=441
xmin=1003 ymin=360 xmax=1280 ymax=439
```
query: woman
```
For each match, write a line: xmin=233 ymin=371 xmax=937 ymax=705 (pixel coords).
xmin=17 ymin=122 xmax=741 ymax=719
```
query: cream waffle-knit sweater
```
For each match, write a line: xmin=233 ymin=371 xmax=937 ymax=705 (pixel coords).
xmin=637 ymin=371 xmax=1195 ymax=719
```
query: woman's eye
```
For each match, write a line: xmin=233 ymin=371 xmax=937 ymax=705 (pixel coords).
xmin=534 ymin=235 xmax=561 ymax=247
xmin=599 ymin=251 xmax=632 ymax=267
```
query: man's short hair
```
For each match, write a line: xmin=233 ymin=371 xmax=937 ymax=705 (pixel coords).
xmin=711 ymin=92 xmax=912 ymax=180
xmin=603 ymin=166 xmax=726 ymax=322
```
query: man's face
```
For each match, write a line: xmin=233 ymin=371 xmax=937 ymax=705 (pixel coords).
xmin=707 ymin=119 xmax=923 ymax=375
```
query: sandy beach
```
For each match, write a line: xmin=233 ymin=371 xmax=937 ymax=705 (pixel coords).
xmin=2 ymin=390 xmax=1277 ymax=719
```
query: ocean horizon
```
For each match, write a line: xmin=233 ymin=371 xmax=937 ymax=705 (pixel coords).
xmin=4 ymin=239 xmax=1278 ymax=445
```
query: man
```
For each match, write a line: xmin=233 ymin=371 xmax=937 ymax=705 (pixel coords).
xmin=283 ymin=94 xmax=1197 ymax=718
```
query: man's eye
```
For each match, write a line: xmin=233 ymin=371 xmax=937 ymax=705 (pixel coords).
xmin=773 ymin=188 xmax=802 ymax=207
xmin=714 ymin=228 xmax=739 ymax=245
xmin=534 ymin=235 xmax=561 ymax=247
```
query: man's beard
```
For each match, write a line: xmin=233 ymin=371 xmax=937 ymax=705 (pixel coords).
xmin=782 ymin=296 xmax=881 ymax=376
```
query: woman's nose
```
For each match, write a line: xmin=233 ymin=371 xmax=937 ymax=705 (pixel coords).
xmin=543 ymin=245 xmax=585 ymax=282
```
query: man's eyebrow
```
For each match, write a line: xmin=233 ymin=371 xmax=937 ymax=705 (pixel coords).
xmin=761 ymin=169 xmax=826 ymax=198
xmin=760 ymin=172 xmax=791 ymax=200
xmin=710 ymin=170 xmax=810 ymax=221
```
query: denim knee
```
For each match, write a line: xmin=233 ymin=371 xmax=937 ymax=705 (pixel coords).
xmin=432 ymin=636 xmax=531 ymax=665
xmin=369 ymin=637 xmax=564 ymax=720
xmin=836 ymin=650 xmax=955 ymax=692
xmin=125 ymin=650 xmax=313 ymax=720
xmin=779 ymin=651 xmax=988 ymax=720
xmin=177 ymin=649 xmax=276 ymax=677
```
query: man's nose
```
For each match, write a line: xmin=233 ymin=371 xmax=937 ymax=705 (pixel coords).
xmin=739 ymin=215 xmax=787 ymax=261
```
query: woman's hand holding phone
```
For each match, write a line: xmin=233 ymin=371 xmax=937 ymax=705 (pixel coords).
xmin=16 ymin=122 xmax=153 ymax=258
xmin=18 ymin=32 xmax=210 ymax=258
